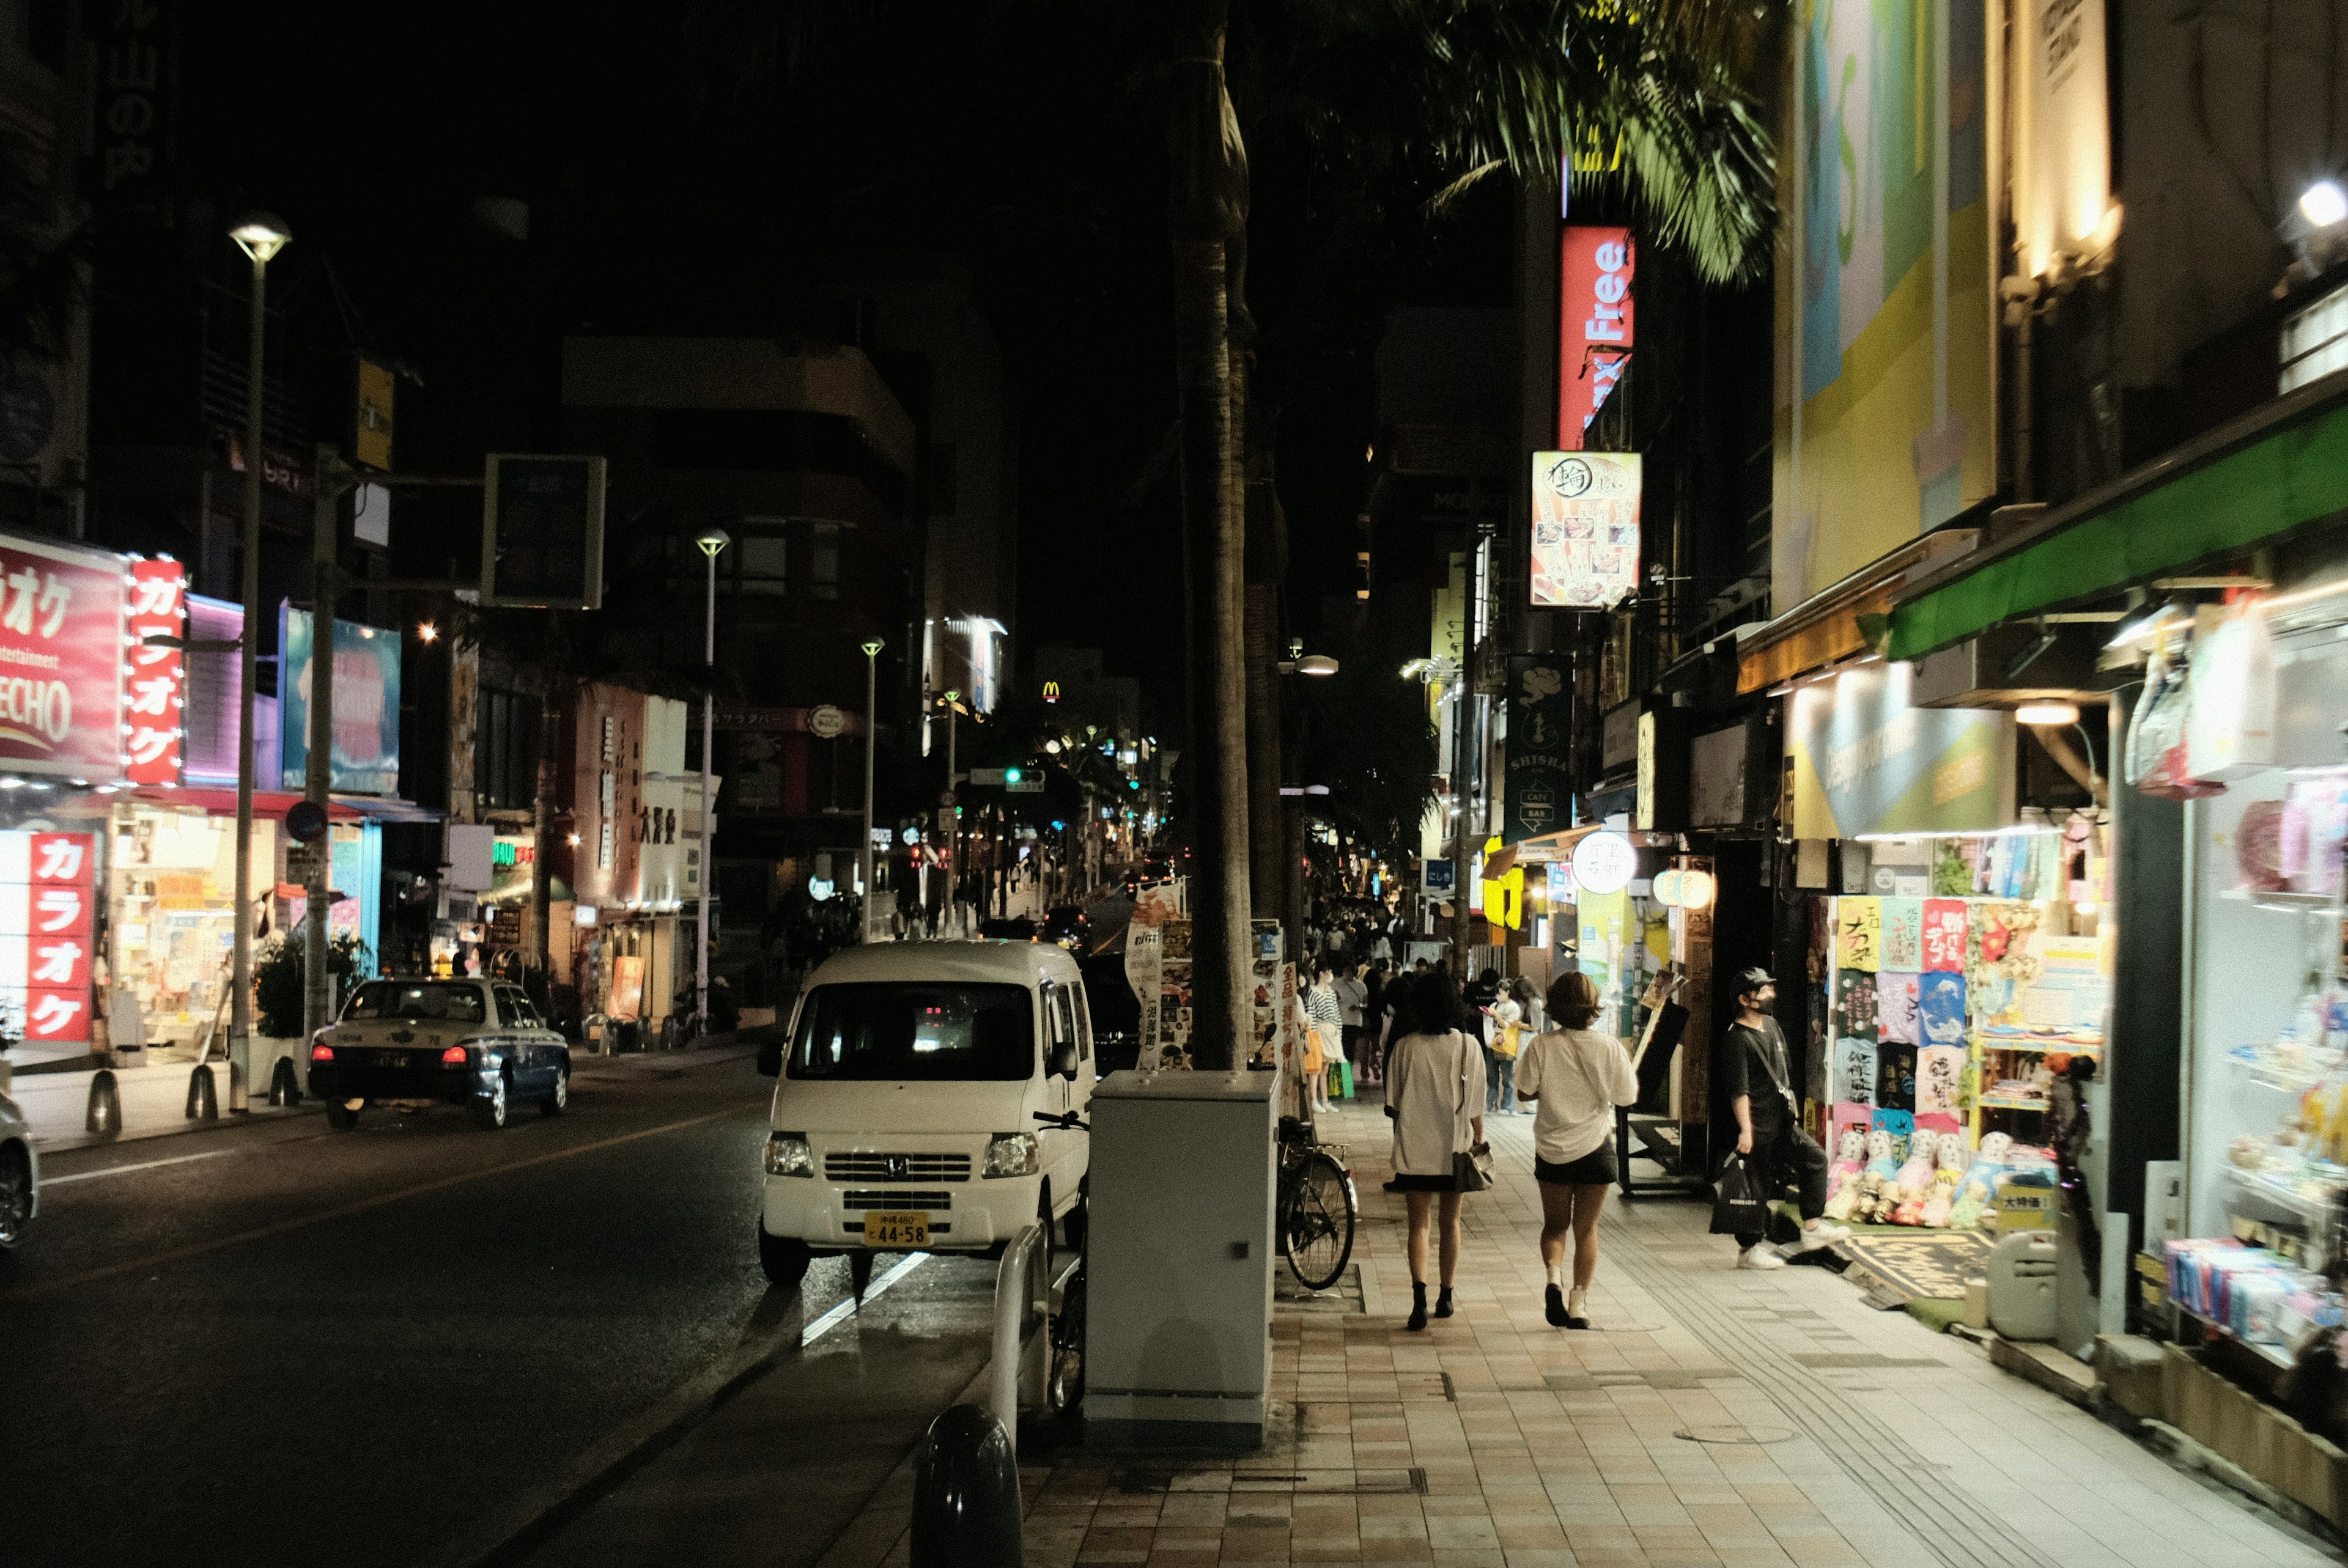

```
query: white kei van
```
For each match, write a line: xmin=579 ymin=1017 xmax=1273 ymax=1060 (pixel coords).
xmin=753 ymin=940 xmax=1095 ymax=1287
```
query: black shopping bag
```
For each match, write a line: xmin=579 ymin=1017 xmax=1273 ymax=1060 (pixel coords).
xmin=1709 ymin=1154 xmax=1768 ymax=1235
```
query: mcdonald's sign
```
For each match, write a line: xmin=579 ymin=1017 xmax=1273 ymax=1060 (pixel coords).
xmin=1043 ymin=680 xmax=1060 ymax=704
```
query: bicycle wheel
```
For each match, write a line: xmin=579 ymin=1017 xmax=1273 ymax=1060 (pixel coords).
xmin=1047 ymin=1274 xmax=1087 ymax=1418
xmin=1284 ymin=1150 xmax=1356 ymax=1291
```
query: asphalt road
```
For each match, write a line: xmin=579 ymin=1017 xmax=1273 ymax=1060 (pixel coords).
xmin=4 ymin=1046 xmax=996 ymax=1568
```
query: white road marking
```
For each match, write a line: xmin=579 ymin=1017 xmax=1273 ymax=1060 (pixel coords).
xmin=801 ymin=1251 xmax=928 ymax=1345
xmin=43 ymin=1147 xmax=238 ymax=1185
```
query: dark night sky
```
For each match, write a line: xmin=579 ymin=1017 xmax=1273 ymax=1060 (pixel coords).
xmin=172 ymin=4 xmax=1511 ymax=705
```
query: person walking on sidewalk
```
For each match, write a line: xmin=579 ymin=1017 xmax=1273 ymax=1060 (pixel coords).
xmin=1512 ymin=972 xmax=1637 ymax=1328
xmin=1384 ymin=971 xmax=1485 ymax=1330
xmin=1721 ymin=966 xmax=1848 ymax=1269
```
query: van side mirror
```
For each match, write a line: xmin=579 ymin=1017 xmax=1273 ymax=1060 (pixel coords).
xmin=1050 ymin=1040 xmax=1079 ymax=1080
xmin=756 ymin=1035 xmax=782 ymax=1078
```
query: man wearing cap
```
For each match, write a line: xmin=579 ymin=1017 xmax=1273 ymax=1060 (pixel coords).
xmin=1719 ymin=967 xmax=1848 ymax=1268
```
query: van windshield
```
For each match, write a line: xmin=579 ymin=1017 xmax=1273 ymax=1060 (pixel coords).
xmin=788 ymin=983 xmax=1035 ymax=1081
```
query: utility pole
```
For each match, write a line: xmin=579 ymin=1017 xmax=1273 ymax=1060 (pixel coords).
xmin=693 ymin=529 xmax=729 ymax=1031
xmin=227 ymin=213 xmax=290 ymax=1111
xmin=302 ymin=443 xmax=341 ymax=1043
xmin=860 ymin=639 xmax=882 ymax=941
xmin=1452 ymin=519 xmax=1485 ymax=984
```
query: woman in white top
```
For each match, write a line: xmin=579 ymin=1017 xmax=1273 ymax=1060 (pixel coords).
xmin=1384 ymin=970 xmax=1485 ymax=1331
xmin=1303 ymin=961 xmax=1342 ymax=1112
xmin=1511 ymin=971 xmax=1638 ymax=1330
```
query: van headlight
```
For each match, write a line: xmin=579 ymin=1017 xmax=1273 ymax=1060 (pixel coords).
xmin=764 ymin=1132 xmax=813 ymax=1177
xmin=982 ymin=1132 xmax=1040 ymax=1179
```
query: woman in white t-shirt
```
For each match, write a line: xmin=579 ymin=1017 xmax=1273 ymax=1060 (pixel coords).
xmin=1384 ymin=970 xmax=1485 ymax=1331
xmin=1511 ymin=971 xmax=1637 ymax=1330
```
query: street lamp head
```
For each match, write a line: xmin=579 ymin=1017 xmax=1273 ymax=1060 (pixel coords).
xmin=416 ymin=620 xmax=438 ymax=643
xmin=861 ymin=639 xmax=884 ymax=658
xmin=694 ymin=527 xmax=731 ymax=558
xmin=1298 ymin=654 xmax=1340 ymax=677
xmin=229 ymin=212 xmax=293 ymax=263
xmin=2303 ymin=180 xmax=2348 ymax=229
xmin=943 ymin=688 xmax=960 ymax=705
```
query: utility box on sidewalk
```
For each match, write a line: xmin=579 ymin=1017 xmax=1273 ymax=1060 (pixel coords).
xmin=1085 ymin=1069 xmax=1274 ymax=1446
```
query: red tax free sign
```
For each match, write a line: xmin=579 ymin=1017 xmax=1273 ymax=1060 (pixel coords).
xmin=123 ymin=557 xmax=186 ymax=784
xmin=1557 ymin=226 xmax=1634 ymax=450
xmin=0 ymin=534 xmax=130 ymax=779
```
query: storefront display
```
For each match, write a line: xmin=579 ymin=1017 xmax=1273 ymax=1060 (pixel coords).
xmin=1805 ymin=816 xmax=2107 ymax=1232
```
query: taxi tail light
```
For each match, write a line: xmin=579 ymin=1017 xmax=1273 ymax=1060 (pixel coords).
xmin=309 ymin=1043 xmax=334 ymax=1062
xmin=440 ymin=1045 xmax=470 ymax=1066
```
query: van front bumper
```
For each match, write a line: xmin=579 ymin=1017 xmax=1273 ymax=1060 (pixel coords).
xmin=762 ymin=1170 xmax=1042 ymax=1252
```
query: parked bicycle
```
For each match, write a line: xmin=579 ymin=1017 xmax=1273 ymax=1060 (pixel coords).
xmin=1277 ymin=1115 xmax=1356 ymax=1292
xmin=1033 ymin=1108 xmax=1089 ymax=1418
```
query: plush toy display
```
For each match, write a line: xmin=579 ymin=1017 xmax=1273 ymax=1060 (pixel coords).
xmin=1893 ymin=1131 xmax=1940 ymax=1202
xmin=1855 ymin=1171 xmax=1896 ymax=1224
xmin=1949 ymin=1130 xmax=2012 ymax=1229
xmin=1863 ymin=1128 xmax=1899 ymax=1182
xmin=1823 ymin=1129 xmax=1868 ymax=1221
xmin=1919 ymin=1136 xmax=1965 ymax=1227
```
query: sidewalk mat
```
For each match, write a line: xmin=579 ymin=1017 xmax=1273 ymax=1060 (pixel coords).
xmin=1836 ymin=1231 xmax=1995 ymax=1300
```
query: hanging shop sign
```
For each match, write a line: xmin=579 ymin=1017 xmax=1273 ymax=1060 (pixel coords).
xmin=122 ymin=557 xmax=186 ymax=785
xmin=481 ymin=453 xmax=607 ymax=611
xmin=0 ymin=534 xmax=129 ymax=780
xmin=1558 ymin=226 xmax=1634 ymax=449
xmin=1784 ymin=661 xmax=2015 ymax=839
xmin=1530 ymin=451 xmax=1641 ymax=611
xmin=1570 ymin=830 xmax=1636 ymax=896
xmin=1502 ymin=654 xmax=1571 ymax=843
xmin=279 ymin=607 xmax=402 ymax=795
xmin=0 ymin=830 xmax=95 ymax=1043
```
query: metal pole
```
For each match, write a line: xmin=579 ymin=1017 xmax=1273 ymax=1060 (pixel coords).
xmin=698 ymin=545 xmax=716 ymax=1031
xmin=230 ymin=250 xmax=266 ymax=1108
xmin=861 ymin=643 xmax=879 ymax=942
xmin=946 ymin=703 xmax=958 ymax=933
xmin=302 ymin=444 xmax=339 ymax=1043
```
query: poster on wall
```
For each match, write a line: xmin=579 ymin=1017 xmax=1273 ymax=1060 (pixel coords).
xmin=1126 ymin=922 xmax=1163 ymax=1067
xmin=1557 ymin=226 xmax=1634 ymax=449
xmin=279 ymin=608 xmax=402 ymax=795
xmin=0 ymin=533 xmax=130 ymax=780
xmin=1529 ymin=451 xmax=1641 ymax=611
xmin=1784 ymin=662 xmax=2014 ymax=839
xmin=1779 ymin=1 xmax=1994 ymax=605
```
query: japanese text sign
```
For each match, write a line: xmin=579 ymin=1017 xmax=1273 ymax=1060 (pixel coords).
xmin=1530 ymin=451 xmax=1641 ymax=611
xmin=0 ymin=534 xmax=129 ymax=779
xmin=1922 ymin=899 xmax=1968 ymax=972
xmin=0 ymin=830 xmax=95 ymax=1042
xmin=122 ymin=557 xmax=186 ymax=784
xmin=1835 ymin=896 xmax=1881 ymax=971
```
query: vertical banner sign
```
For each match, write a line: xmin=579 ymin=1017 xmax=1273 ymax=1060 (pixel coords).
xmin=1529 ymin=451 xmax=1642 ymax=610
xmin=0 ymin=831 xmax=95 ymax=1043
xmin=0 ymin=534 xmax=129 ymax=779
xmin=1558 ymin=226 xmax=1634 ymax=448
xmin=279 ymin=608 xmax=402 ymax=794
xmin=2014 ymin=0 xmax=2110 ymax=280
xmin=122 ymin=557 xmax=186 ymax=784
xmin=482 ymin=454 xmax=607 ymax=610
xmin=1503 ymin=655 xmax=1571 ymax=844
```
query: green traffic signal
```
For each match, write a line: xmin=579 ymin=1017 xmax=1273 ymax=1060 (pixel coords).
xmin=1005 ymin=767 xmax=1023 ymax=784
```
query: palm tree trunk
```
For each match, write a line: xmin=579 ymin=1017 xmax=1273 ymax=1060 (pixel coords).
xmin=1167 ymin=17 xmax=1250 ymax=1071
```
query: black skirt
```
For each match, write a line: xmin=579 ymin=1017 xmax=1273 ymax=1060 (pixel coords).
xmin=1535 ymin=1139 xmax=1618 ymax=1187
xmin=1390 ymin=1171 xmax=1460 ymax=1193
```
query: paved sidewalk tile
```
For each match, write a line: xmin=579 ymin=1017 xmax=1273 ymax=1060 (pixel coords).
xmin=1009 ymin=1097 xmax=2342 ymax=1568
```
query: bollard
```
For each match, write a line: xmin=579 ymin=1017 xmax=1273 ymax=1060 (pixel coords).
xmin=909 ymin=1403 xmax=1021 ymax=1568
xmin=86 ymin=1069 xmax=120 ymax=1135
xmin=186 ymin=1063 xmax=218 ymax=1120
xmin=268 ymin=1056 xmax=302 ymax=1106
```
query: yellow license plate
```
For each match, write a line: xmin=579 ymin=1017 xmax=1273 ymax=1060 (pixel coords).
xmin=862 ymin=1212 xmax=929 ymax=1247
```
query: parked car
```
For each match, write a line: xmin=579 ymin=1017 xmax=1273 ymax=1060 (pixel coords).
xmin=308 ymin=979 xmax=572 ymax=1132
xmin=0 ymin=1088 xmax=37 ymax=1251
xmin=752 ymin=939 xmax=1095 ymax=1288
xmin=978 ymin=916 xmax=1041 ymax=942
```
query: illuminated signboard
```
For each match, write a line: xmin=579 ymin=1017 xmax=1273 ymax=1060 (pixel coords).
xmin=1530 ymin=451 xmax=1641 ymax=611
xmin=1559 ymin=226 xmax=1634 ymax=449
xmin=123 ymin=557 xmax=186 ymax=784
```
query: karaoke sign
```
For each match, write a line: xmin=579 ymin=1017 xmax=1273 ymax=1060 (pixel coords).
xmin=0 ymin=830 xmax=95 ymax=1043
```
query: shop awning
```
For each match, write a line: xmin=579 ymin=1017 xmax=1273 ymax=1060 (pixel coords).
xmin=125 ymin=787 xmax=443 ymax=823
xmin=1890 ymin=369 xmax=2348 ymax=662
xmin=1735 ymin=531 xmax=1979 ymax=694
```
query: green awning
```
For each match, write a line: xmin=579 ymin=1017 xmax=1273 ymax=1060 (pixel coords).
xmin=1890 ymin=384 xmax=2348 ymax=661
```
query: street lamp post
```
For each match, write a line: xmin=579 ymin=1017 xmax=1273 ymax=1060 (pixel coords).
xmin=228 ymin=212 xmax=290 ymax=1110
xmin=693 ymin=528 xmax=729 ymax=1032
xmin=860 ymin=639 xmax=883 ymax=942
xmin=942 ymin=688 xmax=960 ymax=934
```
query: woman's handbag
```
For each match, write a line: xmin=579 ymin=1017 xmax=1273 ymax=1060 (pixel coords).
xmin=1710 ymin=1153 xmax=1768 ymax=1235
xmin=1454 ymin=1139 xmax=1496 ymax=1192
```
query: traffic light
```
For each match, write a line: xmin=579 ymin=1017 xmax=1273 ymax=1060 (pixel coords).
xmin=1005 ymin=767 xmax=1024 ymax=785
